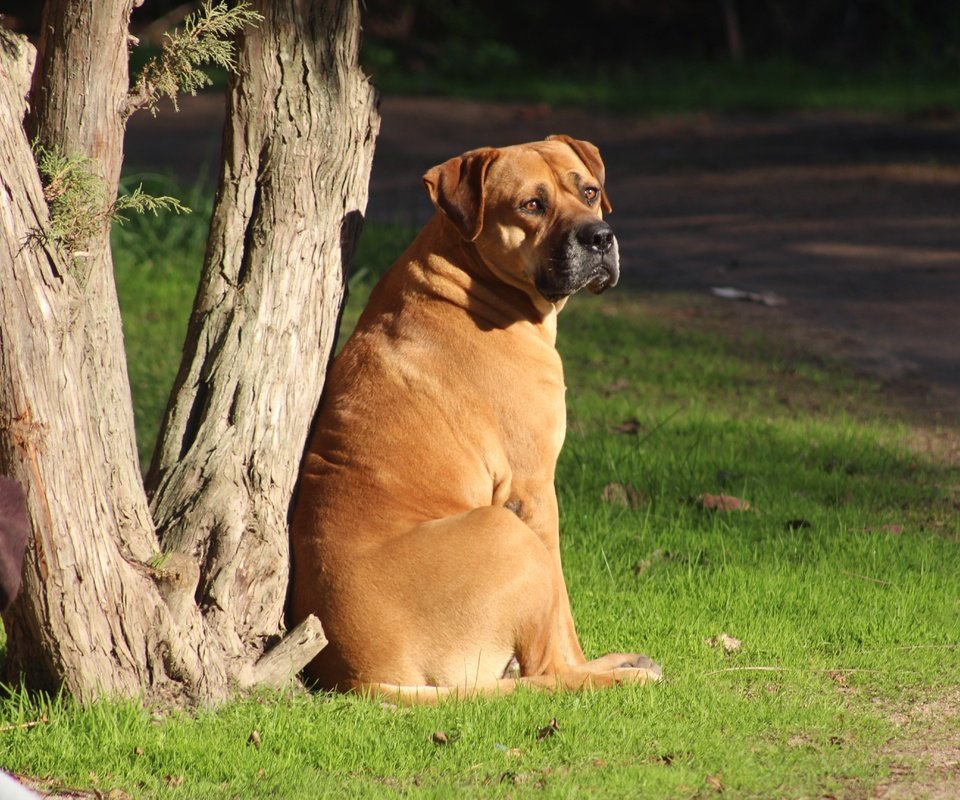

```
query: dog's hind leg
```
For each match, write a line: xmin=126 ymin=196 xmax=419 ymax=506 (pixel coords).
xmin=337 ymin=505 xmax=573 ymax=690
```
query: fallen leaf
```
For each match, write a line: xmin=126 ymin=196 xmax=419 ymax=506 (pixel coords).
xmin=862 ymin=523 xmax=903 ymax=535
xmin=247 ymin=729 xmax=261 ymax=748
xmin=256 ymin=767 xmax=266 ymax=780
xmin=536 ymin=718 xmax=560 ymax=741
xmin=705 ymin=632 xmax=742 ymax=654
xmin=881 ymin=523 xmax=903 ymax=535
xmin=165 ymin=775 xmax=184 ymax=787
xmin=609 ymin=417 xmax=642 ymax=434
xmin=700 ymin=493 xmax=750 ymax=512
xmin=602 ymin=482 xmax=646 ymax=509
xmin=827 ymin=670 xmax=849 ymax=686
xmin=706 ymin=773 xmax=725 ymax=792
xmin=133 ymin=746 xmax=144 ymax=757
xmin=431 ymin=730 xmax=448 ymax=745
xmin=604 ymin=378 xmax=631 ymax=396
xmin=632 ymin=548 xmax=669 ymax=576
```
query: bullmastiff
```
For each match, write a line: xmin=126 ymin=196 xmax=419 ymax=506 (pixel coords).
xmin=290 ymin=135 xmax=660 ymax=701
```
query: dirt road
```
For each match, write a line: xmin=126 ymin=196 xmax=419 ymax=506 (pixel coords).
xmin=126 ymin=94 xmax=960 ymax=423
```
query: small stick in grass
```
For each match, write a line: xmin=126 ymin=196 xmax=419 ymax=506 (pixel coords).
xmin=842 ymin=570 xmax=891 ymax=586
xmin=703 ymin=667 xmax=881 ymax=677
xmin=0 ymin=714 xmax=48 ymax=733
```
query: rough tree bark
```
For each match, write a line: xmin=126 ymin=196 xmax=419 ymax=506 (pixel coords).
xmin=0 ymin=0 xmax=378 ymax=702
xmin=27 ymin=0 xmax=157 ymax=564
xmin=0 ymin=0 xmax=166 ymax=700
xmin=146 ymin=0 xmax=379 ymax=675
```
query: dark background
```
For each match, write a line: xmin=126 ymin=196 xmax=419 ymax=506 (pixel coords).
xmin=3 ymin=0 xmax=959 ymax=76
xmin=356 ymin=0 xmax=960 ymax=72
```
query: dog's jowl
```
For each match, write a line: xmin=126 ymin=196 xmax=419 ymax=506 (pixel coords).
xmin=290 ymin=136 xmax=660 ymax=702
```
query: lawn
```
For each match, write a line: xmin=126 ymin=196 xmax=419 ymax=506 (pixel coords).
xmin=365 ymin=56 xmax=960 ymax=115
xmin=1 ymin=182 xmax=958 ymax=798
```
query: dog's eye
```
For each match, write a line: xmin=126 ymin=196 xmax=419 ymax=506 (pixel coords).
xmin=583 ymin=186 xmax=600 ymax=203
xmin=520 ymin=198 xmax=544 ymax=214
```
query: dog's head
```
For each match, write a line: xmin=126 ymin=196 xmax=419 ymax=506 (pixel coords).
xmin=423 ymin=135 xmax=619 ymax=306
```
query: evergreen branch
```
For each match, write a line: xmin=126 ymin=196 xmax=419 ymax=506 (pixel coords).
xmin=113 ymin=186 xmax=192 ymax=224
xmin=28 ymin=142 xmax=192 ymax=273
xmin=126 ymin=1 xmax=263 ymax=117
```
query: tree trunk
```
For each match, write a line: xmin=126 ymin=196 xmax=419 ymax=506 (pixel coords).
xmin=0 ymin=1 xmax=164 ymax=700
xmin=0 ymin=0 xmax=378 ymax=703
xmin=721 ymin=0 xmax=744 ymax=61
xmin=146 ymin=0 xmax=380 ymax=671
xmin=27 ymin=0 xmax=157 ymax=563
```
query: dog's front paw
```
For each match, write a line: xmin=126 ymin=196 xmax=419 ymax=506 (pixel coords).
xmin=607 ymin=666 xmax=661 ymax=686
xmin=616 ymin=654 xmax=662 ymax=680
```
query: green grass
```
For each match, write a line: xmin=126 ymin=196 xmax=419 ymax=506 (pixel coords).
xmin=2 ymin=189 xmax=959 ymax=798
xmin=367 ymin=57 xmax=960 ymax=115
xmin=111 ymin=173 xmax=210 ymax=469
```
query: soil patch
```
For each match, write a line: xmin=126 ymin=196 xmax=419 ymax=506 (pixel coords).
xmin=873 ymin=686 xmax=960 ymax=799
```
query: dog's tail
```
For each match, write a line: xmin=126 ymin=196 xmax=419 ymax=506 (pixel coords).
xmin=356 ymin=666 xmax=660 ymax=706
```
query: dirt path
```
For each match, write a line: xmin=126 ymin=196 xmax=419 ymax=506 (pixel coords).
xmin=125 ymin=94 xmax=960 ymax=426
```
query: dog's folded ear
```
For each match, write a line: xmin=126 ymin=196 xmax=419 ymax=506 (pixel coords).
xmin=423 ymin=148 xmax=499 ymax=241
xmin=545 ymin=135 xmax=612 ymax=213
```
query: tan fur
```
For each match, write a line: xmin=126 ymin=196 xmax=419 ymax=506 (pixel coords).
xmin=290 ymin=137 xmax=659 ymax=700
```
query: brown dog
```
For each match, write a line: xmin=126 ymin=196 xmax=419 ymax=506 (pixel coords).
xmin=290 ymin=135 xmax=660 ymax=701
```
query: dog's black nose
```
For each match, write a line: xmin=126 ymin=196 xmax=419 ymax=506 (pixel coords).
xmin=578 ymin=221 xmax=614 ymax=254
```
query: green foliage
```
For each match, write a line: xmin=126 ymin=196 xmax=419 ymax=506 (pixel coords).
xmin=131 ymin=1 xmax=263 ymax=114
xmin=28 ymin=145 xmax=191 ymax=276
xmin=364 ymin=56 xmax=960 ymax=114
xmin=113 ymin=186 xmax=191 ymax=224
xmin=3 ymin=198 xmax=958 ymax=797
xmin=29 ymin=143 xmax=110 ymax=261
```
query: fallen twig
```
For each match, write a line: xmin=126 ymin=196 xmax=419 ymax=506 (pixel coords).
xmin=703 ymin=666 xmax=789 ymax=676
xmin=842 ymin=570 xmax=892 ymax=586
xmin=704 ymin=667 xmax=881 ymax=677
xmin=0 ymin=714 xmax=48 ymax=733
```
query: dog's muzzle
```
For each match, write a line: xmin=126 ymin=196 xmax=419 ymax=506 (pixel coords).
xmin=536 ymin=220 xmax=620 ymax=302
xmin=579 ymin=220 xmax=619 ymax=294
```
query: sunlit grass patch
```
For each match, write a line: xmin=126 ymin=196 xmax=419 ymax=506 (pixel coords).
xmin=1 ymin=188 xmax=958 ymax=798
